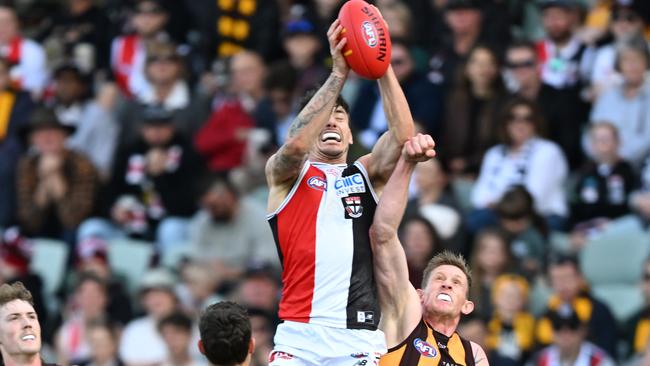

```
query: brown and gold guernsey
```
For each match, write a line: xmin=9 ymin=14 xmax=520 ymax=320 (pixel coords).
xmin=380 ymin=319 xmax=475 ymax=366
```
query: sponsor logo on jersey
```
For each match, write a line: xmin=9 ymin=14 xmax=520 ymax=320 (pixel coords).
xmin=335 ymin=173 xmax=365 ymax=196
xmin=345 ymin=196 xmax=364 ymax=218
xmin=350 ymin=352 xmax=369 ymax=359
xmin=414 ymin=338 xmax=437 ymax=358
xmin=269 ymin=351 xmax=294 ymax=362
xmin=361 ymin=21 xmax=378 ymax=48
xmin=307 ymin=176 xmax=327 ymax=191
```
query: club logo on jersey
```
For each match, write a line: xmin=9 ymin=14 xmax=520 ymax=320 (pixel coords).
xmin=414 ymin=338 xmax=437 ymax=358
xmin=361 ymin=21 xmax=378 ymax=48
xmin=269 ymin=351 xmax=294 ymax=362
xmin=345 ymin=196 xmax=364 ymax=218
xmin=307 ymin=176 xmax=327 ymax=191
xmin=350 ymin=352 xmax=369 ymax=359
xmin=335 ymin=173 xmax=365 ymax=197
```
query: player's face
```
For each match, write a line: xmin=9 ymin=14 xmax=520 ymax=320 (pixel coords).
xmin=314 ymin=105 xmax=352 ymax=159
xmin=421 ymin=265 xmax=473 ymax=319
xmin=0 ymin=300 xmax=41 ymax=358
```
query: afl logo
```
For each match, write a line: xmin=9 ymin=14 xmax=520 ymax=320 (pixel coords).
xmin=307 ymin=176 xmax=327 ymax=191
xmin=413 ymin=338 xmax=437 ymax=358
xmin=361 ymin=21 xmax=378 ymax=48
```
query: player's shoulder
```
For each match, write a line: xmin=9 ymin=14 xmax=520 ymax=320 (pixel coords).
xmin=469 ymin=341 xmax=489 ymax=366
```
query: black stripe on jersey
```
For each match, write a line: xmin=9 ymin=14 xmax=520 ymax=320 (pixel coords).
xmin=268 ymin=215 xmax=284 ymax=269
xmin=462 ymin=339 xmax=475 ymax=366
xmin=342 ymin=164 xmax=381 ymax=330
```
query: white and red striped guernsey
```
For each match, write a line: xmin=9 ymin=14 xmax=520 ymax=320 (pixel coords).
xmin=267 ymin=160 xmax=381 ymax=330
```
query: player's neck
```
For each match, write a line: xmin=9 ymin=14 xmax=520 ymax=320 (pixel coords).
xmin=308 ymin=151 xmax=347 ymax=165
xmin=425 ymin=314 xmax=460 ymax=338
xmin=1 ymin=353 xmax=42 ymax=366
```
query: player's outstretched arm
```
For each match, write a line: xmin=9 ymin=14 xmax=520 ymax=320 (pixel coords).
xmin=360 ymin=65 xmax=415 ymax=191
xmin=369 ymin=134 xmax=435 ymax=347
xmin=265 ymin=19 xmax=349 ymax=188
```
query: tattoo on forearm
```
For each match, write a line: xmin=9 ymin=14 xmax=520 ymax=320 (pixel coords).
xmin=287 ymin=74 xmax=344 ymax=138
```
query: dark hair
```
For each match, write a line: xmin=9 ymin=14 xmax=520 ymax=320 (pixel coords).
xmin=200 ymin=174 xmax=240 ymax=199
xmin=199 ymin=301 xmax=251 ymax=365
xmin=614 ymin=35 xmax=650 ymax=72
xmin=158 ymin=311 xmax=193 ymax=333
xmin=0 ymin=282 xmax=34 ymax=307
xmin=547 ymin=253 xmax=580 ymax=273
xmin=496 ymin=185 xmax=534 ymax=220
xmin=422 ymin=251 xmax=472 ymax=292
xmin=75 ymin=271 xmax=108 ymax=294
xmin=399 ymin=215 xmax=442 ymax=256
xmin=455 ymin=44 xmax=505 ymax=95
xmin=299 ymin=88 xmax=350 ymax=116
xmin=498 ymin=96 xmax=547 ymax=146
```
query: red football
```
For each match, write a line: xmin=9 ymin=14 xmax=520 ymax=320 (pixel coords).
xmin=338 ymin=0 xmax=391 ymax=80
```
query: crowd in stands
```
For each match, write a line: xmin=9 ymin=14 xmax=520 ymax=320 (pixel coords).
xmin=0 ymin=0 xmax=650 ymax=365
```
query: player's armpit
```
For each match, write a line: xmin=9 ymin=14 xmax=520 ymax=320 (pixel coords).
xmin=265 ymin=146 xmax=306 ymax=187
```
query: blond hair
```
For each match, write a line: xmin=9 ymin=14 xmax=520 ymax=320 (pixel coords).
xmin=422 ymin=251 xmax=472 ymax=292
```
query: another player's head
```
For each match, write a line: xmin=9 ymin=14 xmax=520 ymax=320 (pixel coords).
xmin=300 ymin=89 xmax=353 ymax=160
xmin=419 ymin=251 xmax=474 ymax=320
xmin=198 ymin=301 xmax=254 ymax=366
xmin=0 ymin=282 xmax=42 ymax=364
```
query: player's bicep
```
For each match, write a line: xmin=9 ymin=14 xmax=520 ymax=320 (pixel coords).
xmin=365 ymin=131 xmax=401 ymax=184
xmin=471 ymin=342 xmax=489 ymax=366
xmin=265 ymin=147 xmax=306 ymax=186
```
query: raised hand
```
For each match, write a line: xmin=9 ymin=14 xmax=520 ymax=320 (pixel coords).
xmin=402 ymin=133 xmax=436 ymax=163
xmin=327 ymin=18 xmax=349 ymax=78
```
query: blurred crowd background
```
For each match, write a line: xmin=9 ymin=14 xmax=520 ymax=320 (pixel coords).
xmin=0 ymin=0 xmax=650 ymax=365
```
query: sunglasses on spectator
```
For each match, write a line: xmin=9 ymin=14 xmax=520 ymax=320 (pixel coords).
xmin=508 ymin=113 xmax=533 ymax=122
xmin=148 ymin=55 xmax=177 ymax=63
xmin=613 ymin=13 xmax=640 ymax=22
xmin=506 ymin=60 xmax=536 ymax=69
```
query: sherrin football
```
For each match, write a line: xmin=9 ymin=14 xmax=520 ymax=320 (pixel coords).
xmin=338 ymin=0 xmax=391 ymax=80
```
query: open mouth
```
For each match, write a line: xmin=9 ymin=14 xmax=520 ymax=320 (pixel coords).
xmin=436 ymin=293 xmax=452 ymax=303
xmin=321 ymin=132 xmax=342 ymax=142
xmin=21 ymin=335 xmax=36 ymax=341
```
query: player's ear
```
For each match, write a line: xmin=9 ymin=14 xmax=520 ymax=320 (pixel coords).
xmin=198 ymin=339 xmax=205 ymax=355
xmin=461 ymin=300 xmax=474 ymax=315
xmin=249 ymin=337 xmax=256 ymax=354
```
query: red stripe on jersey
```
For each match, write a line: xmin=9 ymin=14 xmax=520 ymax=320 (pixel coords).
xmin=115 ymin=35 xmax=138 ymax=96
xmin=275 ymin=165 xmax=324 ymax=322
xmin=536 ymin=41 xmax=549 ymax=64
xmin=7 ymin=37 xmax=21 ymax=63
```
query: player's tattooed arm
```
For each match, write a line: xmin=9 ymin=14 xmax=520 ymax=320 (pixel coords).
xmin=266 ymin=72 xmax=345 ymax=186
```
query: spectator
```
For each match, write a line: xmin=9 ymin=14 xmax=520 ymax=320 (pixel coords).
xmin=77 ymin=320 xmax=124 ymax=366
xmin=80 ymin=105 xmax=203 ymax=249
xmin=0 ymin=5 xmax=48 ymax=97
xmin=37 ymin=0 xmax=112 ymax=74
xmin=188 ymin=176 xmax=279 ymax=279
xmin=533 ymin=306 xmax=615 ymax=366
xmin=281 ymin=13 xmax=328 ymax=99
xmin=231 ymin=266 xmax=280 ymax=316
xmin=590 ymin=1 xmax=648 ymax=97
xmin=571 ymin=123 xmax=636 ymax=228
xmin=50 ymin=64 xmax=120 ymax=178
xmin=495 ymin=186 xmax=547 ymax=279
xmin=16 ymin=106 xmax=100 ymax=245
xmin=0 ymin=57 xmax=34 ymax=228
xmin=353 ymin=38 xmax=443 ymax=148
xmin=111 ymin=0 xmax=171 ymax=97
xmin=590 ymin=36 xmax=650 ymax=168
xmin=119 ymin=41 xmax=209 ymax=145
xmin=398 ymin=215 xmax=442 ymax=288
xmin=0 ymin=228 xmax=48 ymax=333
xmin=536 ymin=254 xmax=618 ymax=359
xmin=247 ymin=308 xmax=275 ymax=366
xmin=176 ymin=261 xmax=223 ymax=318
xmin=158 ymin=312 xmax=205 ymax=366
xmin=469 ymin=228 xmax=515 ymax=320
xmin=194 ymin=51 xmax=268 ymax=173
xmin=427 ymin=0 xmax=486 ymax=88
xmin=631 ymin=156 xmax=650 ymax=227
xmin=504 ymin=40 xmax=587 ymax=169
xmin=457 ymin=314 xmax=489 ymax=352
xmin=441 ymin=44 xmax=507 ymax=176
xmin=119 ymin=268 xmax=179 ymax=366
xmin=263 ymin=61 xmax=298 ymax=146
xmin=470 ymin=97 xmax=568 ymax=233
xmin=624 ymin=258 xmax=650 ymax=363
xmin=55 ymin=273 xmax=109 ymax=365
xmin=485 ymin=274 xmax=535 ymax=366
xmin=405 ymin=158 xmax=465 ymax=254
